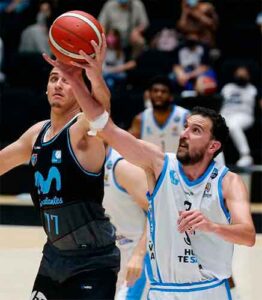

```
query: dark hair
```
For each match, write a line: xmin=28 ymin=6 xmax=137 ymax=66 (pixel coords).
xmin=191 ymin=106 xmax=229 ymax=157
xmin=148 ymin=76 xmax=173 ymax=93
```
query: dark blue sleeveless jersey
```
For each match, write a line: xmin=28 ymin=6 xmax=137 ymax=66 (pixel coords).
xmin=29 ymin=117 xmax=120 ymax=282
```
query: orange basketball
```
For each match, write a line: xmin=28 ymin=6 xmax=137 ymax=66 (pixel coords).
xmin=48 ymin=10 xmax=103 ymax=64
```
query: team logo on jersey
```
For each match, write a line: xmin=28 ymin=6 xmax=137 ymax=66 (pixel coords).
xmin=106 ymin=160 xmax=113 ymax=169
xmin=203 ymin=182 xmax=212 ymax=198
xmin=174 ymin=116 xmax=181 ymax=123
xmin=104 ymin=173 xmax=109 ymax=186
xmin=210 ymin=168 xmax=218 ymax=179
xmin=172 ymin=125 xmax=178 ymax=135
xmin=170 ymin=170 xmax=179 ymax=185
xmin=51 ymin=150 xmax=62 ymax=164
xmin=31 ymin=153 xmax=38 ymax=166
xmin=146 ymin=126 xmax=153 ymax=135
xmin=30 ymin=291 xmax=47 ymax=300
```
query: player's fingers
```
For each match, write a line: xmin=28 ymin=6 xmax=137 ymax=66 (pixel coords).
xmin=90 ymin=40 xmax=99 ymax=58
xmin=100 ymin=33 xmax=107 ymax=60
xmin=70 ymin=61 xmax=86 ymax=69
xmin=42 ymin=53 xmax=56 ymax=66
xmin=178 ymin=213 xmax=197 ymax=232
xmin=79 ymin=50 xmax=94 ymax=64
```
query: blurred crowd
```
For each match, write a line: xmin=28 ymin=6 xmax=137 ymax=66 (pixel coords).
xmin=0 ymin=0 xmax=261 ymax=168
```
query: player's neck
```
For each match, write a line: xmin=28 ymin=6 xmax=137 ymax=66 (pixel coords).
xmin=153 ymin=106 xmax=173 ymax=126
xmin=181 ymin=158 xmax=213 ymax=181
xmin=50 ymin=107 xmax=81 ymax=134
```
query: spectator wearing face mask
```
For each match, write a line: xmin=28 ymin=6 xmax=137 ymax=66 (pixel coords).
xmin=98 ymin=0 xmax=149 ymax=58
xmin=220 ymin=66 xmax=257 ymax=167
xmin=103 ymin=28 xmax=136 ymax=90
xmin=170 ymin=33 xmax=217 ymax=96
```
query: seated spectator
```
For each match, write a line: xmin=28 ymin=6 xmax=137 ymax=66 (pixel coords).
xmin=98 ymin=0 xmax=149 ymax=58
xmin=103 ymin=28 xmax=136 ymax=90
xmin=220 ymin=66 xmax=257 ymax=167
xmin=170 ymin=33 xmax=217 ymax=96
xmin=127 ymin=27 xmax=178 ymax=89
xmin=18 ymin=0 xmax=53 ymax=55
xmin=177 ymin=0 xmax=219 ymax=48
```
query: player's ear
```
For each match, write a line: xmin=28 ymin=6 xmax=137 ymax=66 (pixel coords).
xmin=209 ymin=140 xmax=221 ymax=154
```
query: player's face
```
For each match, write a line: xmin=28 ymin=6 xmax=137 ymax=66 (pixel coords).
xmin=177 ymin=115 xmax=215 ymax=165
xmin=150 ymin=84 xmax=172 ymax=111
xmin=47 ymin=68 xmax=78 ymax=112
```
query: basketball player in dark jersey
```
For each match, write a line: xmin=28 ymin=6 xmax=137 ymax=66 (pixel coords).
xmin=0 ymin=35 xmax=120 ymax=300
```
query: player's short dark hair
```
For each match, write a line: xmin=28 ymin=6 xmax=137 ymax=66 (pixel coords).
xmin=191 ymin=106 xmax=229 ymax=157
xmin=148 ymin=76 xmax=173 ymax=93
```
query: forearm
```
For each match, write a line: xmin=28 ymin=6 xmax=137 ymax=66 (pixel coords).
xmin=132 ymin=223 xmax=147 ymax=258
xmin=90 ymin=74 xmax=111 ymax=112
xmin=70 ymin=78 xmax=105 ymax=121
xmin=213 ymin=223 xmax=256 ymax=246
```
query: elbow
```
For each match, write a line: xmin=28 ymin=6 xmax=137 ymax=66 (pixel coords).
xmin=245 ymin=231 xmax=256 ymax=247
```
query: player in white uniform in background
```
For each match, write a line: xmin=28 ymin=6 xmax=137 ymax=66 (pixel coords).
xmin=104 ymin=146 xmax=149 ymax=299
xmin=48 ymin=54 xmax=256 ymax=300
xmin=129 ymin=76 xmax=224 ymax=165
xmin=129 ymin=76 xmax=189 ymax=153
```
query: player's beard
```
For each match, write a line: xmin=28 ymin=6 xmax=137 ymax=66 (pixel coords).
xmin=152 ymin=101 xmax=171 ymax=112
xmin=177 ymin=142 xmax=206 ymax=165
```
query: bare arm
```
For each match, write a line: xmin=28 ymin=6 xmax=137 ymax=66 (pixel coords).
xmin=126 ymin=222 xmax=147 ymax=286
xmin=115 ymin=159 xmax=148 ymax=211
xmin=0 ymin=122 xmax=43 ymax=175
xmin=128 ymin=113 xmax=142 ymax=138
xmin=214 ymin=172 xmax=256 ymax=246
xmin=178 ymin=172 xmax=256 ymax=247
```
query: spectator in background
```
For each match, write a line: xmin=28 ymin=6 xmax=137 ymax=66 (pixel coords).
xmin=98 ymin=0 xmax=149 ymax=58
xmin=170 ymin=33 xmax=217 ymax=96
xmin=177 ymin=0 xmax=218 ymax=48
xmin=0 ymin=0 xmax=29 ymax=13
xmin=103 ymin=28 xmax=136 ymax=90
xmin=256 ymin=11 xmax=262 ymax=34
xmin=18 ymin=0 xmax=53 ymax=55
xmin=220 ymin=66 xmax=257 ymax=167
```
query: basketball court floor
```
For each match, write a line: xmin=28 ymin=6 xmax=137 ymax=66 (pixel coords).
xmin=0 ymin=197 xmax=261 ymax=300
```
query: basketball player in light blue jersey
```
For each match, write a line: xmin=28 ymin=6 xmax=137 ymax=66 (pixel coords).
xmin=129 ymin=76 xmax=189 ymax=153
xmin=104 ymin=146 xmax=149 ymax=299
xmin=47 ymin=53 xmax=256 ymax=300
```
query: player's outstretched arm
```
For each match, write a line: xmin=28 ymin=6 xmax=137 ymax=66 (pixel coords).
xmin=0 ymin=122 xmax=44 ymax=176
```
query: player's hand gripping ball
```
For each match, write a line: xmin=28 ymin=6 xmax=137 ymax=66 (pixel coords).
xmin=49 ymin=10 xmax=103 ymax=64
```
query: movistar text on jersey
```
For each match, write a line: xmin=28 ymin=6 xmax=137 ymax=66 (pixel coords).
xmin=40 ymin=197 xmax=63 ymax=207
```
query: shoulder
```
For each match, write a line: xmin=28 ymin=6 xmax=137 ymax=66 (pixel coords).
xmin=248 ymin=84 xmax=258 ymax=95
xmin=19 ymin=120 xmax=48 ymax=149
xmin=222 ymin=171 xmax=245 ymax=194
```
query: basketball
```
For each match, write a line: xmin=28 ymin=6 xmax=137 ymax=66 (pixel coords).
xmin=48 ymin=10 xmax=103 ymax=64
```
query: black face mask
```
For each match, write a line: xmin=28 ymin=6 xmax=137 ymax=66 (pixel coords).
xmin=234 ymin=76 xmax=249 ymax=87
xmin=185 ymin=39 xmax=198 ymax=48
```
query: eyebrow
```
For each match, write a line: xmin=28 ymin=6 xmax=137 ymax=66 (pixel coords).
xmin=49 ymin=72 xmax=59 ymax=78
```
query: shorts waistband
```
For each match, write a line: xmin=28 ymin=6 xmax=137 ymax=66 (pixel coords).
xmin=150 ymin=278 xmax=226 ymax=293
